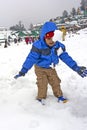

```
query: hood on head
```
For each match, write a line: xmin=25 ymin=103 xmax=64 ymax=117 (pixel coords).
xmin=40 ymin=21 xmax=57 ymax=41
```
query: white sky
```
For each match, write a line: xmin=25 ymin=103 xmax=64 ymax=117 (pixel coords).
xmin=0 ymin=0 xmax=80 ymax=29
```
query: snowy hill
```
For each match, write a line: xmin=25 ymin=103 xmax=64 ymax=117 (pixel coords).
xmin=0 ymin=29 xmax=87 ymax=130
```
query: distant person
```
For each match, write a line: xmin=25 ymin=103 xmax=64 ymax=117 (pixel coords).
xmin=25 ymin=36 xmax=29 ymax=45
xmin=7 ymin=36 xmax=11 ymax=46
xmin=60 ymin=25 xmax=67 ymax=41
xmin=18 ymin=37 xmax=22 ymax=43
xmin=14 ymin=38 xmax=17 ymax=44
xmin=4 ymin=39 xmax=8 ymax=48
xmin=14 ymin=21 xmax=87 ymax=105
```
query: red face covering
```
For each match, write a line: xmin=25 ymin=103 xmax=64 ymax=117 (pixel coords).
xmin=45 ymin=31 xmax=54 ymax=39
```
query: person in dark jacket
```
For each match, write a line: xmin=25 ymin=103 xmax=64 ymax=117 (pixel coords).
xmin=14 ymin=21 xmax=87 ymax=105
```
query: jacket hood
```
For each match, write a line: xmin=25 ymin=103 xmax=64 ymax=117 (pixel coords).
xmin=40 ymin=21 xmax=57 ymax=41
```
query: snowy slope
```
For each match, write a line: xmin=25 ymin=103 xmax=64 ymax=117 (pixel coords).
xmin=0 ymin=29 xmax=87 ymax=130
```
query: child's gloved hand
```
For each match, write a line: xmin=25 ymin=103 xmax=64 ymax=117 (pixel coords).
xmin=14 ymin=74 xmax=21 ymax=79
xmin=77 ymin=66 xmax=87 ymax=78
xmin=14 ymin=72 xmax=25 ymax=79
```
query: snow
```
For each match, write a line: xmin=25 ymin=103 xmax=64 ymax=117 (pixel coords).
xmin=0 ymin=29 xmax=87 ymax=130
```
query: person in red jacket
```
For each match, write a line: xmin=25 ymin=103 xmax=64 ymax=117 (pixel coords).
xmin=25 ymin=36 xmax=29 ymax=45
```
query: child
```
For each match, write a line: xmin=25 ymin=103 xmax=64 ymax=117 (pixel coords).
xmin=14 ymin=21 xmax=87 ymax=105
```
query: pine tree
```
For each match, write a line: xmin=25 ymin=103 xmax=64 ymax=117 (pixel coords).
xmin=71 ymin=8 xmax=77 ymax=16
xmin=62 ymin=10 xmax=68 ymax=18
xmin=80 ymin=0 xmax=87 ymax=11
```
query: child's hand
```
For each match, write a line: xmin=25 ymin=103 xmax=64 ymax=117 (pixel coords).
xmin=14 ymin=74 xmax=22 ymax=79
xmin=14 ymin=71 xmax=25 ymax=79
xmin=77 ymin=66 xmax=87 ymax=78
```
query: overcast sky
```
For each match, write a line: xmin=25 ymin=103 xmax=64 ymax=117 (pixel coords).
xmin=0 ymin=0 xmax=80 ymax=29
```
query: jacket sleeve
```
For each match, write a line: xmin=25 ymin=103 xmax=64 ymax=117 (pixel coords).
xmin=20 ymin=45 xmax=41 ymax=73
xmin=59 ymin=51 xmax=80 ymax=71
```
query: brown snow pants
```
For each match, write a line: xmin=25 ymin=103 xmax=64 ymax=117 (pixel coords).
xmin=34 ymin=65 xmax=63 ymax=99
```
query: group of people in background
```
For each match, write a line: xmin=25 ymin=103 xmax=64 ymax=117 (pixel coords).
xmin=3 ymin=35 xmax=38 ymax=48
xmin=4 ymin=36 xmax=22 ymax=48
xmin=2 ymin=23 xmax=80 ymax=48
xmin=25 ymin=36 xmax=34 ymax=45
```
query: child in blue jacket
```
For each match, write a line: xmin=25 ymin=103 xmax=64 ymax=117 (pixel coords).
xmin=14 ymin=21 xmax=87 ymax=104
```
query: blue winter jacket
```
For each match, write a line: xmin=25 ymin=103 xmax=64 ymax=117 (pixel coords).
xmin=21 ymin=21 xmax=80 ymax=74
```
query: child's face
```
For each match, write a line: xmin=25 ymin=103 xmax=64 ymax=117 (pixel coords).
xmin=45 ymin=38 xmax=55 ymax=47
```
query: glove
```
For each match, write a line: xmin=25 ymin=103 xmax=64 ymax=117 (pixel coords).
xmin=77 ymin=66 xmax=87 ymax=78
xmin=14 ymin=71 xmax=25 ymax=79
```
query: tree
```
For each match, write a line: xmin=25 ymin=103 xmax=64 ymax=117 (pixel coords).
xmin=80 ymin=0 xmax=87 ymax=16
xmin=29 ymin=23 xmax=33 ymax=30
xmin=9 ymin=21 xmax=26 ymax=31
xmin=62 ymin=10 xmax=68 ymax=18
xmin=71 ymin=8 xmax=77 ymax=16
xmin=80 ymin=0 xmax=87 ymax=11
xmin=77 ymin=7 xmax=81 ymax=15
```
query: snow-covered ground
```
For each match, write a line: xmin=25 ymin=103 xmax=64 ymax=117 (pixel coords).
xmin=0 ymin=29 xmax=87 ymax=130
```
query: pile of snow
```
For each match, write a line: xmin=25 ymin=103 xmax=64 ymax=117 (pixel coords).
xmin=52 ymin=30 xmax=63 ymax=42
